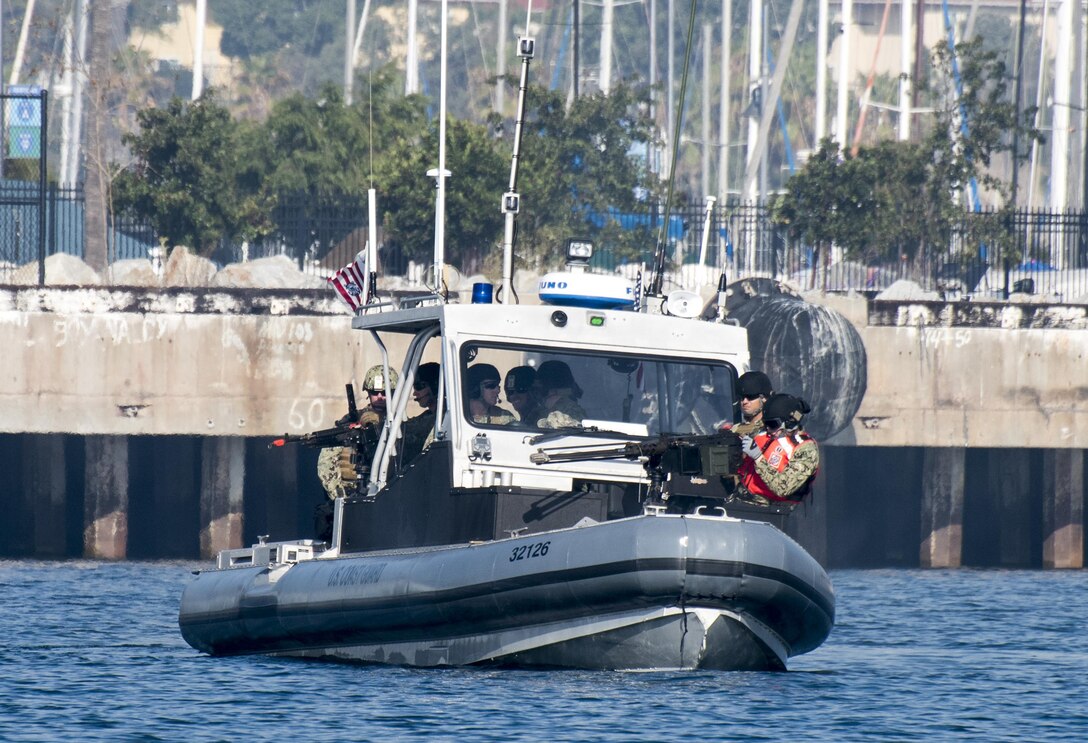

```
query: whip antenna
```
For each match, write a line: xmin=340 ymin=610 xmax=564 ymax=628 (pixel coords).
xmin=647 ymin=0 xmax=700 ymax=298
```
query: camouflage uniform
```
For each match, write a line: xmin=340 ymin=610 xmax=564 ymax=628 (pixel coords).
xmin=318 ymin=407 xmax=382 ymax=500
xmin=735 ymin=434 xmax=819 ymax=505
xmin=317 ymin=446 xmax=353 ymax=499
xmin=730 ymin=417 xmax=765 ymax=436
xmin=754 ymin=437 xmax=819 ymax=500
xmin=401 ymin=410 xmax=436 ymax=461
xmin=537 ymin=392 xmax=587 ymax=429
xmin=473 ymin=405 xmax=516 ymax=426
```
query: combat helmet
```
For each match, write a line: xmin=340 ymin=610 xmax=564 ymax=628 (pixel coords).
xmin=363 ymin=364 xmax=399 ymax=393
xmin=763 ymin=393 xmax=808 ymax=429
xmin=737 ymin=371 xmax=773 ymax=398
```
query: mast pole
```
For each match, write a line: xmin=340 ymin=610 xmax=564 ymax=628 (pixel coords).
xmin=898 ymin=0 xmax=911 ymax=141
xmin=815 ymin=0 xmax=828 ymax=143
xmin=718 ymin=0 xmax=731 ymax=200
xmin=433 ymin=0 xmax=449 ymax=292
xmin=407 ymin=0 xmax=419 ymax=94
xmin=192 ymin=0 xmax=206 ymax=99
xmin=500 ymin=36 xmax=535 ymax=304
xmin=344 ymin=0 xmax=356 ymax=105
xmin=836 ymin=0 xmax=853 ymax=150
xmin=497 ymin=0 xmax=508 ymax=113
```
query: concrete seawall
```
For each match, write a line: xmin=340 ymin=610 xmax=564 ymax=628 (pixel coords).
xmin=1 ymin=286 xmax=1084 ymax=568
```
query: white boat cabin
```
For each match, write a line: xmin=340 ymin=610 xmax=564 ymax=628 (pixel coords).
xmin=331 ymin=285 xmax=752 ymax=553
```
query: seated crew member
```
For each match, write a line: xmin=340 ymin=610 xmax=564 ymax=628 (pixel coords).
xmin=535 ymin=360 xmax=586 ymax=429
xmin=504 ymin=365 xmax=541 ymax=425
xmin=317 ymin=364 xmax=397 ymax=500
xmin=466 ymin=363 xmax=516 ymax=425
xmin=725 ymin=370 xmax=774 ymax=436
xmin=401 ymin=362 xmax=441 ymax=461
xmin=736 ymin=393 xmax=819 ymax=506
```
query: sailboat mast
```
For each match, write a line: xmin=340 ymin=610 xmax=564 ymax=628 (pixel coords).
xmin=192 ymin=0 xmax=206 ymax=99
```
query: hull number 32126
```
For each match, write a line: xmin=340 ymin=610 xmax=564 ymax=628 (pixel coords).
xmin=510 ymin=541 xmax=551 ymax=562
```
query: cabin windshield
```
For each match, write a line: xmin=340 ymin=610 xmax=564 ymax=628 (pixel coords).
xmin=460 ymin=343 xmax=739 ymax=436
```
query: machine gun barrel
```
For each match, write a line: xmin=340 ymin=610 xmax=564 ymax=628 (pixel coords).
xmin=531 ymin=431 xmax=739 ymax=468
xmin=270 ymin=382 xmax=377 ymax=450
xmin=269 ymin=421 xmax=375 ymax=450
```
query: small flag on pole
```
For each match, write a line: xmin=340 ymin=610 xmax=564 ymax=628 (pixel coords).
xmin=328 ymin=250 xmax=368 ymax=312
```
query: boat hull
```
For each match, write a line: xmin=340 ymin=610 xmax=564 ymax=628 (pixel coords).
xmin=179 ymin=514 xmax=834 ymax=671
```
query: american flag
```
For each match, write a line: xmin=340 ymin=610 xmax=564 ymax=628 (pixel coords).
xmin=328 ymin=251 xmax=368 ymax=312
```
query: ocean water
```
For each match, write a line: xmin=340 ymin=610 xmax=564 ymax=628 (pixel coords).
xmin=1 ymin=562 xmax=1085 ymax=742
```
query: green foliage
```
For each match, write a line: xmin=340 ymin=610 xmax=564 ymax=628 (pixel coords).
xmin=774 ymin=39 xmax=1042 ymax=271
xmin=922 ymin=38 xmax=1033 ymax=205
xmin=256 ymin=83 xmax=374 ymax=202
xmin=110 ymin=72 xmax=662 ymax=274
xmin=516 ymin=82 xmax=662 ymax=267
xmin=113 ymin=94 xmax=271 ymax=255
xmin=377 ymin=117 xmax=508 ymax=274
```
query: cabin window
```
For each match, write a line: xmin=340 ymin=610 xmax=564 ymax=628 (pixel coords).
xmin=459 ymin=343 xmax=738 ymax=436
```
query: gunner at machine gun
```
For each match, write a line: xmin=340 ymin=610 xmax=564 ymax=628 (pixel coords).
xmin=271 ymin=381 xmax=383 ymax=499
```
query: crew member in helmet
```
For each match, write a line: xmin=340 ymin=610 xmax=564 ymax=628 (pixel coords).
xmin=504 ymin=365 xmax=541 ymax=425
xmin=728 ymin=370 xmax=774 ymax=436
xmin=402 ymin=362 xmax=441 ymax=461
xmin=466 ymin=363 xmax=516 ymax=425
xmin=535 ymin=360 xmax=586 ymax=429
xmin=359 ymin=364 xmax=398 ymax=425
xmin=736 ymin=393 xmax=819 ymax=506
xmin=317 ymin=364 xmax=398 ymax=501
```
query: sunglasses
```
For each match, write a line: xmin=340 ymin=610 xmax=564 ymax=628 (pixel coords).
xmin=413 ymin=381 xmax=431 ymax=391
xmin=505 ymin=386 xmax=531 ymax=394
xmin=741 ymin=394 xmax=763 ymax=401
xmin=369 ymin=389 xmax=386 ymax=396
xmin=763 ymin=418 xmax=783 ymax=430
xmin=481 ymin=380 xmax=500 ymax=390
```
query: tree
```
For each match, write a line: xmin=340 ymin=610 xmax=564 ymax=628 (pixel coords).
xmin=376 ymin=117 xmax=508 ymax=275
xmin=83 ymin=0 xmax=134 ymax=272
xmin=113 ymin=94 xmax=269 ymax=255
xmin=515 ymin=82 xmax=662 ymax=267
xmin=247 ymin=74 xmax=433 ymax=263
xmin=773 ymin=39 xmax=1041 ymax=275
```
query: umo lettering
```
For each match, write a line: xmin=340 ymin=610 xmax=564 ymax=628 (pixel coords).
xmin=539 ymin=281 xmax=569 ymax=289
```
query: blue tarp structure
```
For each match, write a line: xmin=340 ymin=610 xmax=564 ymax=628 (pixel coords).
xmin=1017 ymin=258 xmax=1056 ymax=271
xmin=585 ymin=206 xmax=687 ymax=241
xmin=0 ymin=178 xmax=156 ymax=265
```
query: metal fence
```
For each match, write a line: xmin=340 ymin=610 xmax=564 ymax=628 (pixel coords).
xmin=2 ymin=184 xmax=1087 ymax=302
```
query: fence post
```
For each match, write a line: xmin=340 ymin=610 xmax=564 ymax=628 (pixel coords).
xmin=48 ymin=181 xmax=56 ymax=265
xmin=37 ymin=90 xmax=49 ymax=286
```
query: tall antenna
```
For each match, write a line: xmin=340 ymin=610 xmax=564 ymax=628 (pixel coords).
xmin=432 ymin=0 xmax=450 ymax=294
xmin=499 ymin=5 xmax=535 ymax=304
xmin=647 ymin=0 xmax=699 ymax=297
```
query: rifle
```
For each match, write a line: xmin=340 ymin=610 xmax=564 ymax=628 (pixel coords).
xmin=270 ymin=384 xmax=381 ymax=491
xmin=269 ymin=384 xmax=376 ymax=449
xmin=269 ymin=420 xmax=379 ymax=451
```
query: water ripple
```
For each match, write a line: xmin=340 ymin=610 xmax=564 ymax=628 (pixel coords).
xmin=0 ymin=563 xmax=1085 ymax=741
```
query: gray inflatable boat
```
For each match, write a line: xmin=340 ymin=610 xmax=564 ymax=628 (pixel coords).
xmin=180 ymin=285 xmax=835 ymax=670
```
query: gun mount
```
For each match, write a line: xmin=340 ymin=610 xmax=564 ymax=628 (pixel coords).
xmin=530 ymin=430 xmax=742 ymax=505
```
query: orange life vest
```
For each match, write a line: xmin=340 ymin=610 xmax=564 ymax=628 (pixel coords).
xmin=738 ymin=430 xmax=816 ymax=502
